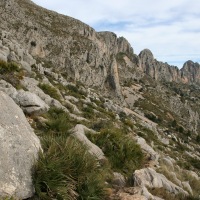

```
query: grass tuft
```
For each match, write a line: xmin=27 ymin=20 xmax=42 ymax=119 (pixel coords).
xmin=38 ymin=83 xmax=61 ymax=101
xmin=87 ymin=128 xmax=144 ymax=176
xmin=32 ymin=135 xmax=107 ymax=200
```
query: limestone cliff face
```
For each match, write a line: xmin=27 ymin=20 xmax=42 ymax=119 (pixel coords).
xmin=139 ymin=49 xmax=200 ymax=84
xmin=0 ymin=0 xmax=200 ymax=92
xmin=181 ymin=61 xmax=200 ymax=84
xmin=0 ymin=0 xmax=132 ymax=96
xmin=139 ymin=49 xmax=180 ymax=82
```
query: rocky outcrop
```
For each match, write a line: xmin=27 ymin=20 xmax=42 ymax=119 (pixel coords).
xmin=1 ymin=0 xmax=200 ymax=98
xmin=0 ymin=79 xmax=18 ymax=98
xmin=181 ymin=60 xmax=200 ymax=84
xmin=21 ymin=77 xmax=66 ymax=110
xmin=136 ymin=136 xmax=159 ymax=162
xmin=109 ymin=57 xmax=123 ymax=99
xmin=71 ymin=124 xmax=105 ymax=160
xmin=139 ymin=49 xmax=180 ymax=82
xmin=112 ymin=172 xmax=126 ymax=188
xmin=0 ymin=0 xmax=133 ymax=94
xmin=139 ymin=49 xmax=200 ymax=85
xmin=0 ymin=80 xmax=49 ymax=115
xmin=110 ymin=186 xmax=163 ymax=200
xmin=14 ymin=90 xmax=49 ymax=115
xmin=133 ymin=168 xmax=188 ymax=195
xmin=0 ymin=91 xmax=41 ymax=199
xmin=0 ymin=31 xmax=36 ymax=72
xmin=0 ymin=0 xmax=200 ymax=199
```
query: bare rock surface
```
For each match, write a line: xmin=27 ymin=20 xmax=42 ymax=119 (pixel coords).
xmin=112 ymin=172 xmax=126 ymax=188
xmin=0 ymin=91 xmax=41 ymax=199
xmin=110 ymin=187 xmax=163 ymax=200
xmin=136 ymin=136 xmax=159 ymax=162
xmin=133 ymin=168 xmax=188 ymax=195
xmin=71 ymin=124 xmax=105 ymax=160
xmin=14 ymin=90 xmax=49 ymax=114
xmin=0 ymin=80 xmax=18 ymax=99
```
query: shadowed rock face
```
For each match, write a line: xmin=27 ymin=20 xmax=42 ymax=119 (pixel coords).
xmin=0 ymin=91 xmax=41 ymax=199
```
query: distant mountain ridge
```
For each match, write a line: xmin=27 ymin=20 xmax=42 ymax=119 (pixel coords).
xmin=0 ymin=0 xmax=199 ymax=92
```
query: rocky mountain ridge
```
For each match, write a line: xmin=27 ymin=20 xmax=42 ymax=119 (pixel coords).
xmin=0 ymin=0 xmax=200 ymax=200
xmin=0 ymin=0 xmax=200 ymax=92
xmin=139 ymin=49 xmax=200 ymax=84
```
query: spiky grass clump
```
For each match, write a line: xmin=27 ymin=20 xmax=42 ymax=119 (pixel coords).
xmin=38 ymin=83 xmax=61 ymax=101
xmin=0 ymin=60 xmax=24 ymax=89
xmin=32 ymin=134 xmax=107 ymax=200
xmin=88 ymin=128 xmax=144 ymax=176
xmin=0 ymin=60 xmax=20 ymax=74
xmin=45 ymin=107 xmax=74 ymax=135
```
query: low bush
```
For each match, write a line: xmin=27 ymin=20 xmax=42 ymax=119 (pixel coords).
xmin=144 ymin=112 xmax=162 ymax=123
xmin=0 ymin=60 xmax=20 ymax=74
xmin=38 ymin=83 xmax=61 ymax=101
xmin=189 ymin=157 xmax=200 ymax=170
xmin=196 ymin=134 xmax=200 ymax=143
xmin=32 ymin=136 xmax=107 ymax=200
xmin=32 ymin=107 xmax=109 ymax=199
xmin=91 ymin=119 xmax=115 ymax=131
xmin=35 ymin=107 xmax=77 ymax=137
xmin=0 ymin=60 xmax=24 ymax=89
xmin=45 ymin=107 xmax=73 ymax=136
xmin=66 ymin=84 xmax=87 ymax=99
xmin=136 ymin=124 xmax=162 ymax=146
xmin=87 ymin=128 xmax=144 ymax=176
xmin=182 ymin=173 xmax=200 ymax=197
xmin=82 ymin=105 xmax=94 ymax=119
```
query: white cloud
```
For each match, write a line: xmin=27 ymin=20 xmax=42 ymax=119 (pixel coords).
xmin=31 ymin=0 xmax=200 ymax=68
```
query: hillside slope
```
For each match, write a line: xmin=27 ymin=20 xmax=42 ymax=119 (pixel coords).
xmin=0 ymin=0 xmax=200 ymax=199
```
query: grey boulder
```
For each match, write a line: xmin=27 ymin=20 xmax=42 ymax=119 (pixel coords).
xmin=112 ymin=172 xmax=126 ymax=187
xmin=133 ymin=168 xmax=188 ymax=195
xmin=15 ymin=90 xmax=49 ymax=115
xmin=0 ymin=91 xmax=41 ymax=199
xmin=0 ymin=80 xmax=18 ymax=99
xmin=71 ymin=124 xmax=105 ymax=160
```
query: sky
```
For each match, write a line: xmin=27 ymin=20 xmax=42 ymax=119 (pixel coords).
xmin=31 ymin=0 xmax=200 ymax=68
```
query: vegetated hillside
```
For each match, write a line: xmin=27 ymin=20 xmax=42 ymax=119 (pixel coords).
xmin=0 ymin=0 xmax=200 ymax=200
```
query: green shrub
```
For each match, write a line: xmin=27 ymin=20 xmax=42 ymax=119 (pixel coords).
xmin=88 ymin=128 xmax=144 ymax=175
xmin=32 ymin=135 xmax=107 ymax=200
xmin=0 ymin=60 xmax=20 ymax=74
xmin=45 ymin=108 xmax=73 ymax=136
xmin=196 ymin=134 xmax=200 ymax=143
xmin=82 ymin=105 xmax=94 ymax=119
xmin=189 ymin=157 xmax=200 ymax=170
xmin=116 ymin=52 xmax=126 ymax=64
xmin=0 ymin=197 xmax=15 ymax=200
xmin=0 ymin=60 xmax=25 ymax=89
xmin=136 ymin=124 xmax=162 ymax=146
xmin=91 ymin=119 xmax=115 ymax=131
xmin=35 ymin=107 xmax=77 ymax=137
xmin=66 ymin=84 xmax=87 ymax=99
xmin=144 ymin=112 xmax=162 ymax=123
xmin=122 ymin=119 xmax=134 ymax=130
xmin=38 ymin=83 xmax=61 ymax=101
xmin=32 ymin=107 xmax=108 ymax=199
xmin=181 ymin=173 xmax=200 ymax=197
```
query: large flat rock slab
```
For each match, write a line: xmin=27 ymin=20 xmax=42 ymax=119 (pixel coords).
xmin=0 ymin=91 xmax=41 ymax=199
